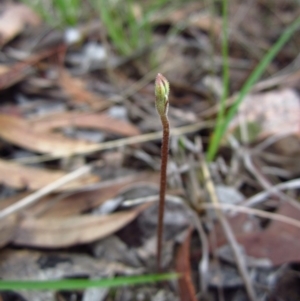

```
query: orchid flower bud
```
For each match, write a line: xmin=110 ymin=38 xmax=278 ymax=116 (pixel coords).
xmin=155 ymin=73 xmax=169 ymax=116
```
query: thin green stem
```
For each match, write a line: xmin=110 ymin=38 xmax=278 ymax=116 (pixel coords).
xmin=207 ymin=15 xmax=300 ymax=161
xmin=207 ymin=0 xmax=229 ymax=161
xmin=157 ymin=114 xmax=170 ymax=271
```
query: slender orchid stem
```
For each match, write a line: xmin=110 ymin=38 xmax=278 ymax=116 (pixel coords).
xmin=157 ymin=115 xmax=169 ymax=271
xmin=155 ymin=73 xmax=170 ymax=271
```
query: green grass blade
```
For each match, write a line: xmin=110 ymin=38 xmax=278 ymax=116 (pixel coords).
xmin=95 ymin=0 xmax=130 ymax=55
xmin=207 ymin=0 xmax=229 ymax=161
xmin=0 ymin=274 xmax=179 ymax=291
xmin=21 ymin=0 xmax=56 ymax=26
xmin=207 ymin=15 xmax=300 ymax=161
xmin=126 ymin=0 xmax=139 ymax=50
xmin=53 ymin=0 xmax=80 ymax=26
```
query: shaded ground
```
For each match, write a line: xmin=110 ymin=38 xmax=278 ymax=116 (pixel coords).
xmin=0 ymin=0 xmax=300 ymax=300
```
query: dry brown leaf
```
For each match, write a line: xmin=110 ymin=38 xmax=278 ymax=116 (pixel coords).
xmin=152 ymin=2 xmax=202 ymax=24
xmin=0 ymin=4 xmax=41 ymax=46
xmin=152 ymin=2 xmax=221 ymax=36
xmin=237 ymin=202 xmax=300 ymax=266
xmin=0 ymin=215 xmax=17 ymax=248
xmin=0 ymin=172 xmax=159 ymax=219
xmin=229 ymin=88 xmax=300 ymax=139
xmin=28 ymin=172 xmax=160 ymax=218
xmin=13 ymin=203 xmax=151 ymax=248
xmin=188 ymin=13 xmax=222 ymax=36
xmin=0 ymin=65 xmax=9 ymax=75
xmin=31 ymin=112 xmax=140 ymax=137
xmin=176 ymin=228 xmax=197 ymax=301
xmin=0 ymin=193 xmax=29 ymax=211
xmin=0 ymin=159 xmax=99 ymax=191
xmin=210 ymin=202 xmax=300 ymax=266
xmin=60 ymin=70 xmax=108 ymax=109
xmin=0 ymin=114 xmax=100 ymax=156
xmin=0 ymin=248 xmax=141 ymax=283
xmin=0 ymin=45 xmax=64 ymax=90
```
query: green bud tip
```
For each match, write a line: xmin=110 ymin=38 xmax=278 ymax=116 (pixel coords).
xmin=155 ymin=73 xmax=169 ymax=116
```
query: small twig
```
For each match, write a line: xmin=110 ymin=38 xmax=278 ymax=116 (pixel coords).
xmin=122 ymin=194 xmax=300 ymax=231
xmin=0 ymin=165 xmax=92 ymax=221
xmin=189 ymin=208 xmax=209 ymax=294
xmin=200 ymin=203 xmax=300 ymax=229
xmin=14 ymin=121 xmax=212 ymax=165
xmin=123 ymin=189 xmax=209 ymax=291
xmin=155 ymin=73 xmax=170 ymax=271
xmin=197 ymin=138 xmax=257 ymax=301
xmin=244 ymin=178 xmax=300 ymax=207
xmin=241 ymin=148 xmax=300 ymax=211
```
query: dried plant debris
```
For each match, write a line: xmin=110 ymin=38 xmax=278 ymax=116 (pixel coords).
xmin=229 ymin=88 xmax=300 ymax=141
xmin=13 ymin=203 xmax=151 ymax=248
xmin=0 ymin=159 xmax=99 ymax=191
xmin=4 ymin=172 xmax=159 ymax=219
xmin=59 ymin=70 xmax=109 ymax=109
xmin=175 ymin=228 xmax=198 ymax=301
xmin=30 ymin=111 xmax=141 ymax=137
xmin=0 ymin=114 xmax=100 ymax=156
xmin=0 ymin=0 xmax=299 ymax=300
xmin=0 ymin=4 xmax=41 ymax=47
xmin=0 ymin=249 xmax=143 ymax=301
xmin=210 ymin=201 xmax=300 ymax=266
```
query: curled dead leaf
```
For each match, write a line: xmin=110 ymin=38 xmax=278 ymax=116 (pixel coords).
xmin=13 ymin=203 xmax=151 ymax=248
xmin=60 ymin=70 xmax=108 ymax=109
xmin=30 ymin=112 xmax=140 ymax=137
xmin=210 ymin=202 xmax=300 ymax=266
xmin=229 ymin=89 xmax=300 ymax=140
xmin=0 ymin=114 xmax=100 ymax=156
xmin=29 ymin=172 xmax=160 ymax=218
xmin=0 ymin=45 xmax=64 ymax=90
xmin=0 ymin=215 xmax=18 ymax=248
xmin=0 ymin=159 xmax=99 ymax=191
xmin=0 ymin=4 xmax=41 ymax=46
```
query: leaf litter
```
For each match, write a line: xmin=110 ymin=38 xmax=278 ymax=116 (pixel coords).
xmin=0 ymin=159 xmax=99 ymax=191
xmin=0 ymin=0 xmax=300 ymax=300
xmin=0 ymin=4 xmax=41 ymax=47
